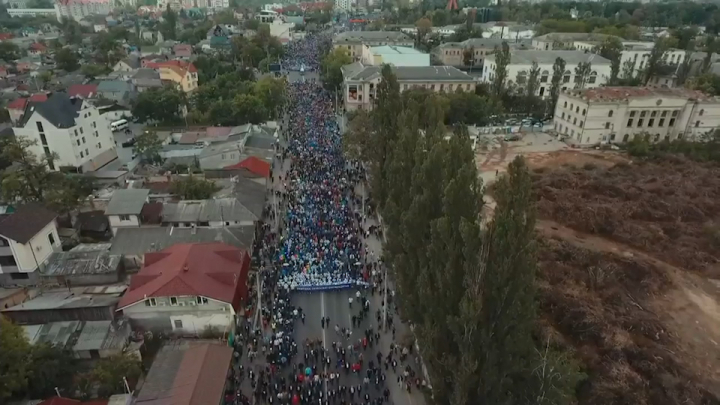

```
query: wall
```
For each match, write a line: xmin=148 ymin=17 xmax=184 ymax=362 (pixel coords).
xmin=1 ymin=221 xmax=61 ymax=275
xmin=345 ymin=78 xmax=477 ymax=111
xmin=122 ymin=295 xmax=235 ymax=334
xmin=0 ymin=289 xmax=29 ymax=309
xmin=108 ymin=214 xmax=140 ymax=235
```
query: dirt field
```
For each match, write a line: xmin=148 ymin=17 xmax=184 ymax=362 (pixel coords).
xmin=530 ymin=152 xmax=720 ymax=405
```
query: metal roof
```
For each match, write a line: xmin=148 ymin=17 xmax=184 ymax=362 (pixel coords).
xmin=2 ymin=289 xmax=124 ymax=312
xmin=161 ymin=198 xmax=258 ymax=223
xmin=109 ymin=226 xmax=255 ymax=256
xmin=485 ymin=50 xmax=611 ymax=66
xmin=344 ymin=64 xmax=475 ymax=82
xmin=42 ymin=250 xmax=122 ymax=277
xmin=105 ymin=189 xmax=150 ymax=215
xmin=72 ymin=319 xmax=129 ymax=352
xmin=333 ymin=30 xmax=412 ymax=43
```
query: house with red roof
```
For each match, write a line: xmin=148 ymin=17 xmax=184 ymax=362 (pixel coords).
xmin=28 ymin=42 xmax=48 ymax=56
xmin=224 ymin=156 xmax=271 ymax=178
xmin=147 ymin=59 xmax=198 ymax=92
xmin=68 ymin=84 xmax=98 ymax=99
xmin=116 ymin=243 xmax=250 ymax=334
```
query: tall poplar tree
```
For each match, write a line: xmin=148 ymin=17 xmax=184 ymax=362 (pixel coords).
xmin=373 ymin=65 xmax=402 ymax=210
xmin=548 ymin=57 xmax=566 ymax=115
xmin=492 ymin=42 xmax=511 ymax=99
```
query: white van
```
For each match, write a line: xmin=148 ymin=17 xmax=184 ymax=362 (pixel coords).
xmin=110 ymin=119 xmax=129 ymax=132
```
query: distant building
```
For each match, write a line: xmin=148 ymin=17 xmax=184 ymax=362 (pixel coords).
xmin=482 ymin=50 xmax=612 ymax=98
xmin=54 ymin=0 xmax=111 ymax=22
xmin=104 ymin=189 xmax=150 ymax=236
xmin=116 ymin=243 xmax=251 ymax=334
xmin=433 ymin=38 xmax=531 ymax=68
xmin=0 ymin=204 xmax=61 ymax=287
xmin=333 ymin=31 xmax=414 ymax=61
xmin=553 ymin=86 xmax=720 ymax=146
xmin=360 ymin=45 xmax=430 ymax=67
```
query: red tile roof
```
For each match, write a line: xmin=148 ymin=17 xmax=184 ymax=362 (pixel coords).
xmin=68 ymin=84 xmax=98 ymax=98
xmin=29 ymin=93 xmax=49 ymax=102
xmin=0 ymin=33 xmax=13 ymax=40
xmin=118 ymin=243 xmax=250 ymax=311
xmin=7 ymin=97 xmax=27 ymax=110
xmin=152 ymin=59 xmax=197 ymax=74
xmin=225 ymin=156 xmax=271 ymax=177
xmin=30 ymin=42 xmax=47 ymax=51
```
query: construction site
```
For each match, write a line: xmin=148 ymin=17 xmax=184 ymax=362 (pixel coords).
xmin=477 ymin=135 xmax=720 ymax=404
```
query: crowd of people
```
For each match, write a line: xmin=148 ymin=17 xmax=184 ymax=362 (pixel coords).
xmin=281 ymin=34 xmax=330 ymax=71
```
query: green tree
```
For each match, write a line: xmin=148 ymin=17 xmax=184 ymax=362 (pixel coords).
xmin=25 ymin=344 xmax=79 ymax=398
xmin=574 ymin=61 xmax=591 ymax=89
xmin=92 ymin=353 xmax=142 ymax=398
xmin=492 ymin=42 xmax=510 ymax=99
xmin=26 ymin=0 xmax=53 ymax=7
xmin=595 ymin=36 xmax=623 ymax=84
xmin=234 ymin=93 xmax=268 ymax=124
xmin=548 ymin=57 xmax=565 ymax=116
xmin=134 ymin=131 xmax=163 ymax=163
xmin=320 ymin=47 xmax=352 ymax=92
xmin=415 ymin=16 xmax=432 ymax=45
xmin=0 ymin=316 xmax=31 ymax=401
xmin=253 ymin=76 xmax=286 ymax=119
xmin=462 ymin=46 xmax=475 ymax=67
xmin=701 ymin=35 xmax=717 ymax=74
xmin=132 ymin=86 xmax=186 ymax=124
xmin=81 ymin=64 xmax=108 ymax=79
xmin=92 ymin=32 xmax=124 ymax=67
xmin=55 ymin=47 xmax=80 ymax=72
xmin=161 ymin=5 xmax=177 ymax=40
xmin=643 ymin=36 xmax=674 ymax=85
xmin=0 ymin=41 xmax=20 ymax=61
xmin=170 ymin=175 xmax=221 ymax=199
xmin=60 ymin=18 xmax=83 ymax=45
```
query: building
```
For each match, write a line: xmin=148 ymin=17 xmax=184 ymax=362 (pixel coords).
xmin=147 ymin=60 xmax=198 ymax=93
xmin=104 ymin=189 xmax=150 ymax=235
xmin=112 ymin=56 xmax=141 ymax=72
xmin=0 ymin=204 xmax=60 ymax=287
xmin=333 ymin=31 xmax=414 ymax=60
xmin=342 ymin=63 xmax=477 ymax=111
xmin=1 ymin=286 xmax=125 ymax=324
xmin=131 ymin=68 xmax=163 ymax=93
xmin=433 ymin=38 xmax=531 ymax=67
xmin=116 ymin=243 xmax=251 ymax=334
xmin=532 ymin=32 xmax=617 ymax=51
xmin=6 ymin=8 xmax=57 ymax=18
xmin=553 ymin=87 xmax=720 ymax=146
xmin=360 ymin=45 xmax=429 ymax=67
xmin=96 ymin=80 xmax=136 ymax=105
xmin=482 ymin=50 xmax=612 ymax=98
xmin=22 ymin=319 xmax=131 ymax=359
xmin=41 ymin=248 xmax=124 ymax=286
xmin=54 ymin=0 xmax=111 ymax=22
xmin=68 ymin=84 xmax=98 ymax=99
xmin=135 ymin=340 xmax=233 ymax=405
xmin=617 ymin=41 xmax=686 ymax=78
xmin=160 ymin=198 xmax=259 ymax=228
xmin=12 ymin=92 xmax=118 ymax=172
xmin=173 ymin=44 xmax=193 ymax=58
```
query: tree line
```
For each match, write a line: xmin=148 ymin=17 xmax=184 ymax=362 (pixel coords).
xmin=344 ymin=65 xmax=585 ymax=405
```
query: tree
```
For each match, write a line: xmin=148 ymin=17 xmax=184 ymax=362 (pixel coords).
xmin=161 ymin=5 xmax=177 ymax=40
xmin=27 ymin=0 xmax=52 ymax=7
xmin=234 ymin=94 xmax=268 ymax=124
xmin=643 ymin=36 xmax=674 ymax=85
xmin=92 ymin=353 xmax=142 ymax=398
xmin=0 ymin=41 xmax=20 ymax=61
xmin=320 ymin=47 xmax=352 ymax=92
xmin=25 ymin=344 xmax=79 ymax=398
xmin=548 ymin=57 xmax=565 ymax=116
xmin=596 ymin=36 xmax=623 ymax=84
xmin=0 ymin=316 xmax=31 ymax=401
xmin=526 ymin=61 xmax=541 ymax=98
xmin=492 ymin=42 xmax=510 ymax=99
xmin=253 ymin=76 xmax=286 ymax=119
xmin=134 ymin=131 xmax=163 ymax=164
xmin=415 ymin=17 xmax=432 ymax=44
xmin=60 ymin=18 xmax=82 ymax=45
xmin=38 ymin=70 xmax=53 ymax=89
xmin=92 ymin=32 xmax=123 ymax=67
xmin=574 ymin=61 xmax=591 ymax=89
xmin=132 ymin=86 xmax=186 ymax=124
xmin=55 ymin=47 xmax=79 ymax=72
xmin=170 ymin=175 xmax=221 ymax=199
xmin=462 ymin=46 xmax=475 ymax=67
xmin=702 ymin=35 xmax=717 ymax=74
xmin=81 ymin=64 xmax=108 ymax=79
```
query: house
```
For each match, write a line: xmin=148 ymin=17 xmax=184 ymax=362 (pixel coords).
xmin=481 ymin=50 xmax=612 ymax=99
xmin=22 ymin=319 xmax=131 ymax=360
xmin=173 ymin=43 xmax=193 ymax=58
xmin=132 ymin=68 xmax=163 ymax=92
xmin=160 ymin=198 xmax=259 ymax=228
xmin=433 ymin=38 xmax=531 ymax=67
xmin=553 ymin=86 xmax=720 ymax=146
xmin=112 ymin=55 xmax=141 ymax=72
xmin=12 ymin=91 xmax=118 ymax=172
xmin=0 ymin=204 xmax=60 ymax=287
xmin=105 ymin=189 xmax=150 ymax=235
xmin=28 ymin=42 xmax=47 ymax=56
xmin=224 ymin=156 xmax=271 ymax=178
xmin=342 ymin=63 xmax=477 ymax=111
xmin=41 ymin=248 xmax=124 ymax=286
xmin=135 ymin=340 xmax=233 ymax=405
xmin=148 ymin=60 xmax=198 ymax=92
xmin=116 ymin=242 xmax=251 ymax=334
xmin=333 ymin=31 xmax=414 ymax=60
xmin=68 ymin=84 xmax=98 ymax=99
xmin=1 ymin=286 xmax=125 ymax=324
xmin=96 ymin=80 xmax=136 ymax=105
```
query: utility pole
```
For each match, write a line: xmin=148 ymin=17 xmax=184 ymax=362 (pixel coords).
xmin=382 ymin=266 xmax=388 ymax=331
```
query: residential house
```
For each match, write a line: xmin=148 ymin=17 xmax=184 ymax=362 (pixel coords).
xmin=481 ymin=50 xmax=612 ymax=99
xmin=342 ymin=63 xmax=477 ymax=111
xmin=41 ymin=248 xmax=124 ymax=286
xmin=131 ymin=68 xmax=163 ymax=93
xmin=135 ymin=340 xmax=233 ymax=404
xmin=160 ymin=198 xmax=259 ymax=228
xmin=28 ymin=42 xmax=47 ymax=56
xmin=173 ymin=43 xmax=193 ymax=58
xmin=553 ymin=86 xmax=720 ymax=146
xmin=12 ymin=91 xmax=118 ymax=172
xmin=223 ymin=156 xmax=271 ymax=178
xmin=112 ymin=55 xmax=141 ymax=72
xmin=105 ymin=189 xmax=150 ymax=235
xmin=96 ymin=80 xmax=136 ymax=105
xmin=333 ymin=31 xmax=414 ymax=61
xmin=116 ymin=242 xmax=251 ymax=334
xmin=158 ymin=40 xmax=178 ymax=55
xmin=1 ymin=286 xmax=125 ymax=324
xmin=68 ymin=84 xmax=98 ymax=99
xmin=0 ymin=204 xmax=60 ymax=287
xmin=149 ymin=60 xmax=198 ymax=92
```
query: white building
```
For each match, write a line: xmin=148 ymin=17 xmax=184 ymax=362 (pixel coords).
xmin=0 ymin=204 xmax=61 ymax=287
xmin=262 ymin=3 xmax=283 ymax=10
xmin=205 ymin=0 xmax=228 ymax=9
xmin=617 ymin=41 xmax=686 ymax=77
xmin=482 ymin=50 xmax=612 ymax=98
xmin=104 ymin=189 xmax=150 ymax=236
xmin=360 ymin=45 xmax=430 ymax=67
xmin=335 ymin=0 xmax=352 ymax=11
xmin=12 ymin=92 xmax=118 ymax=173
xmin=553 ymin=86 xmax=720 ymax=146
xmin=54 ymin=0 xmax=110 ymax=21
xmin=6 ymin=8 xmax=57 ymax=18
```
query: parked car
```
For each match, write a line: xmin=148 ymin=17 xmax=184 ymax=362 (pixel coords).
xmin=121 ymin=138 xmax=136 ymax=147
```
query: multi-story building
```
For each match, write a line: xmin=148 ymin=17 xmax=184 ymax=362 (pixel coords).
xmin=553 ymin=87 xmax=720 ymax=146
xmin=335 ymin=0 xmax=351 ymax=10
xmin=333 ymin=31 xmax=414 ymax=61
xmin=433 ymin=38 xmax=531 ymax=68
xmin=54 ymin=0 xmax=110 ymax=22
xmin=532 ymin=32 xmax=615 ymax=51
xmin=0 ymin=204 xmax=61 ymax=287
xmin=482 ymin=50 xmax=612 ymax=98
xmin=360 ymin=45 xmax=430 ymax=67
xmin=12 ymin=92 xmax=118 ymax=173
xmin=146 ymin=60 xmax=198 ymax=93
xmin=341 ymin=63 xmax=477 ymax=111
xmin=617 ymin=41 xmax=686 ymax=78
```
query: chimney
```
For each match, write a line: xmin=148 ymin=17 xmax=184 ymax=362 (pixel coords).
xmin=183 ymin=264 xmax=189 ymax=272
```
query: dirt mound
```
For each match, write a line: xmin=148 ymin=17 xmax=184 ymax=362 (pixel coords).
xmin=536 ymin=237 xmax=720 ymax=405
xmin=532 ymin=157 xmax=720 ymax=274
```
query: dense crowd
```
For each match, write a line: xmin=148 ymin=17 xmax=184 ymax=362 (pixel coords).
xmin=281 ymin=34 xmax=329 ymax=71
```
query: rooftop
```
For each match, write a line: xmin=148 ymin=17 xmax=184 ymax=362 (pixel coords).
xmin=563 ymin=86 xmax=717 ymax=102
xmin=224 ymin=156 xmax=271 ymax=177
xmin=42 ymin=250 xmax=122 ymax=277
xmin=2 ymin=287 xmax=125 ymax=312
xmin=72 ymin=319 xmax=129 ymax=352
xmin=343 ymin=64 xmax=475 ymax=82
xmin=534 ymin=32 xmax=618 ymax=43
xmin=135 ymin=340 xmax=232 ymax=405
xmin=109 ymin=226 xmax=255 ymax=257
xmin=0 ymin=204 xmax=57 ymax=244
xmin=105 ymin=189 xmax=150 ymax=215
xmin=23 ymin=321 xmax=80 ymax=346
xmin=334 ymin=30 xmax=412 ymax=43
xmin=161 ymin=198 xmax=259 ymax=223
xmin=18 ymin=91 xmax=84 ymax=128
xmin=370 ymin=45 xmax=424 ymax=55
xmin=486 ymin=50 xmax=611 ymax=66
xmin=117 ymin=243 xmax=250 ymax=310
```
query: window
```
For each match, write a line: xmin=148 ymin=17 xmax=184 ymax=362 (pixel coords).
xmin=561 ymin=113 xmax=565 ymax=119
xmin=97 ymin=143 xmax=101 ymax=149
xmin=608 ymin=110 xmax=614 ymax=117
xmin=540 ymin=71 xmax=549 ymax=83
xmin=661 ymin=111 xmax=668 ymax=117
xmin=82 ymin=137 xmax=85 ymax=144
xmin=0 ymin=255 xmax=17 ymax=266
xmin=640 ymin=111 xmax=647 ymax=118
xmin=659 ymin=119 xmax=665 ymax=127
xmin=605 ymin=122 xmax=611 ymax=129
xmin=40 ymin=133 xmax=48 ymax=145
xmin=563 ymin=74 xmax=570 ymax=83
xmin=48 ymin=232 xmax=55 ymax=245
xmin=563 ymin=101 xmax=567 ymax=108
xmin=36 ymin=121 xmax=44 ymax=132
xmin=221 ymin=153 xmax=226 ymax=159
xmin=85 ymin=149 xmax=88 ymax=155
xmin=579 ymin=121 xmax=584 ymax=127
xmin=80 ymin=127 xmax=84 ymax=134
xmin=610 ymin=134 xmax=616 ymax=141
xmin=630 ymin=111 xmax=637 ymax=117
xmin=145 ymin=298 xmax=157 ymax=306
xmin=77 ymin=140 xmax=81 ymax=146
xmin=638 ymin=119 xmax=644 ymax=127
xmin=570 ymin=103 xmax=574 ymax=110
xmin=651 ymin=111 xmax=657 ymax=118
xmin=627 ymin=119 xmax=633 ymax=126
xmin=669 ymin=118 xmax=676 ymax=126
xmin=648 ymin=119 xmax=654 ymax=127
xmin=170 ymin=297 xmax=178 ymax=306
xmin=575 ymin=106 xmax=579 ymax=113
xmin=672 ymin=110 xmax=679 ymax=117
xmin=700 ymin=109 xmax=704 ymax=116
xmin=197 ymin=296 xmax=209 ymax=305
xmin=588 ymin=72 xmax=597 ymax=84
xmin=119 ymin=214 xmax=131 ymax=221
xmin=10 ymin=273 xmax=29 ymax=280
xmin=80 ymin=151 xmax=84 ymax=158
xmin=695 ymin=120 xmax=700 ymax=127
xmin=174 ymin=319 xmax=183 ymax=329
xmin=573 ymin=118 xmax=577 ymax=125
xmin=582 ymin=109 xmax=586 ymax=115
xmin=74 ymin=129 xmax=78 ymax=136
